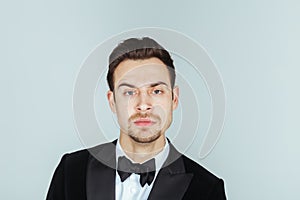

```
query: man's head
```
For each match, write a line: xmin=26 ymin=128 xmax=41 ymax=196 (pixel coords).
xmin=106 ymin=37 xmax=179 ymax=144
xmin=107 ymin=37 xmax=176 ymax=92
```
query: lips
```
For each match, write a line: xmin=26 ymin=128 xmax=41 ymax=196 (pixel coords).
xmin=133 ymin=119 xmax=155 ymax=126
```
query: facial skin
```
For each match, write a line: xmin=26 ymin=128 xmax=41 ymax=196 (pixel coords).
xmin=107 ymin=57 xmax=179 ymax=162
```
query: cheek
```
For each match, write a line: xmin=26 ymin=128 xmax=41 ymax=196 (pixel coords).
xmin=115 ymin=110 xmax=129 ymax=129
xmin=116 ymin=95 xmax=141 ymax=113
xmin=152 ymin=103 xmax=170 ymax=120
xmin=115 ymin=100 xmax=135 ymax=119
xmin=153 ymin=99 xmax=172 ymax=112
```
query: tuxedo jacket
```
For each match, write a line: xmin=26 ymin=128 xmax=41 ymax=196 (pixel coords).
xmin=46 ymin=140 xmax=226 ymax=200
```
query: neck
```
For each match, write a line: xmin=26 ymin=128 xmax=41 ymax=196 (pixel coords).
xmin=119 ymin=133 xmax=166 ymax=163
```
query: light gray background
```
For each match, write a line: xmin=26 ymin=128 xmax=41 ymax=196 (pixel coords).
xmin=1 ymin=0 xmax=299 ymax=199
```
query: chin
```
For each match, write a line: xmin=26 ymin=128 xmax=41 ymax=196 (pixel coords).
xmin=129 ymin=131 xmax=162 ymax=144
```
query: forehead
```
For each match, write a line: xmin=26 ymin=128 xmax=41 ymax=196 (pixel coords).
xmin=114 ymin=57 xmax=171 ymax=88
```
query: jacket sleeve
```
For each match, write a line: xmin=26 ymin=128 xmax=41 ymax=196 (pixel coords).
xmin=46 ymin=154 xmax=67 ymax=200
xmin=208 ymin=178 xmax=227 ymax=200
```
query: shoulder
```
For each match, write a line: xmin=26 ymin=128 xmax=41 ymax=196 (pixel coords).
xmin=62 ymin=140 xmax=116 ymax=165
xmin=181 ymin=155 xmax=226 ymax=199
xmin=63 ymin=148 xmax=89 ymax=160
xmin=181 ymin=155 xmax=225 ymax=190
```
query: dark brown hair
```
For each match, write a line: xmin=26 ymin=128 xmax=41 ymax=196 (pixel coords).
xmin=107 ymin=37 xmax=175 ymax=91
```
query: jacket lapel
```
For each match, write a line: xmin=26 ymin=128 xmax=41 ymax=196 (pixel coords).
xmin=86 ymin=141 xmax=117 ymax=200
xmin=148 ymin=144 xmax=193 ymax=200
xmin=85 ymin=140 xmax=193 ymax=200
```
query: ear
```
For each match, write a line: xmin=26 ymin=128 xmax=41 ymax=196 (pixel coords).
xmin=107 ymin=90 xmax=116 ymax=113
xmin=172 ymin=86 xmax=179 ymax=110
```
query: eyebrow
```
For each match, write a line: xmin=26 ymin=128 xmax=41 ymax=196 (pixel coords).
xmin=117 ymin=81 xmax=169 ymax=89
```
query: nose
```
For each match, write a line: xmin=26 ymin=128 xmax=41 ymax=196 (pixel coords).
xmin=136 ymin=91 xmax=152 ymax=112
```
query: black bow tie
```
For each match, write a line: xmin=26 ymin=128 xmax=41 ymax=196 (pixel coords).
xmin=117 ymin=156 xmax=156 ymax=187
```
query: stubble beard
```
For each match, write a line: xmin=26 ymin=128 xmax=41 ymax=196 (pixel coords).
xmin=127 ymin=113 xmax=163 ymax=144
xmin=128 ymin=127 xmax=162 ymax=143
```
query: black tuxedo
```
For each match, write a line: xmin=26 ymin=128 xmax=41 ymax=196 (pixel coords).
xmin=46 ymin=140 xmax=226 ymax=200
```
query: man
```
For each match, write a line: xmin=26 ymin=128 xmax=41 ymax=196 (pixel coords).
xmin=46 ymin=37 xmax=227 ymax=200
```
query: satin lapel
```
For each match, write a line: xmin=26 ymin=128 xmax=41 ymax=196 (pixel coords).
xmin=148 ymin=172 xmax=193 ymax=200
xmin=148 ymin=143 xmax=193 ymax=200
xmin=86 ymin=141 xmax=117 ymax=200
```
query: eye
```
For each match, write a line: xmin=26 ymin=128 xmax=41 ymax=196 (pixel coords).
xmin=124 ymin=90 xmax=136 ymax=96
xmin=152 ymin=89 xmax=163 ymax=95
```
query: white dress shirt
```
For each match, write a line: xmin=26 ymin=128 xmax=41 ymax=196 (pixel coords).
xmin=115 ymin=139 xmax=170 ymax=200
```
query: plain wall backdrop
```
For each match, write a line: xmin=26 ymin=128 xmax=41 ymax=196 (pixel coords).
xmin=1 ymin=0 xmax=299 ymax=199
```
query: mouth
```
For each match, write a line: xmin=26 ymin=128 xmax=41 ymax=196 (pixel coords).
xmin=133 ymin=118 xmax=156 ymax=127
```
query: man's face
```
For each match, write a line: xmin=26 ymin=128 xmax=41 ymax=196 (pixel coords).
xmin=107 ymin=57 xmax=179 ymax=143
